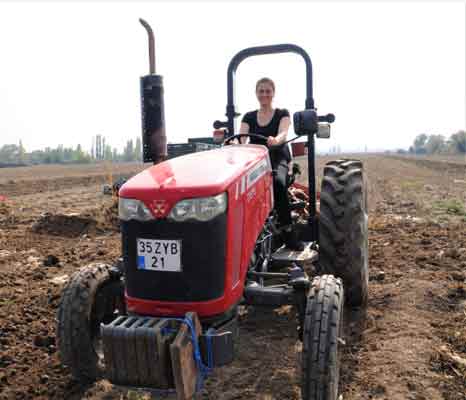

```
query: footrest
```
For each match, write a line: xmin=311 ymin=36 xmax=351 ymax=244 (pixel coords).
xmin=271 ymin=242 xmax=318 ymax=266
xmin=289 ymin=200 xmax=307 ymax=211
xmin=244 ymin=283 xmax=294 ymax=306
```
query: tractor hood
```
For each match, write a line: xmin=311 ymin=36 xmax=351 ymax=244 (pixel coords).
xmin=119 ymin=145 xmax=269 ymax=209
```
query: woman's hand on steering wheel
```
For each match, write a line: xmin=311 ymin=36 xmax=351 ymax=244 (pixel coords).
xmin=224 ymin=133 xmax=281 ymax=148
xmin=266 ymin=136 xmax=279 ymax=146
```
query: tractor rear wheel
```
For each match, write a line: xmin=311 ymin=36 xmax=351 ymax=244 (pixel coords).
xmin=301 ymin=275 xmax=344 ymax=400
xmin=318 ymin=159 xmax=369 ymax=307
xmin=56 ymin=263 xmax=125 ymax=382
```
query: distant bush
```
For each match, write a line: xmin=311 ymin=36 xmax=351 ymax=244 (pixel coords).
xmin=0 ymin=135 xmax=143 ymax=165
xmin=449 ymin=130 xmax=466 ymax=153
xmin=412 ymin=131 xmax=465 ymax=155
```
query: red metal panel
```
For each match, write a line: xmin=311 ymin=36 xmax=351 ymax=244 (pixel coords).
xmin=125 ymin=150 xmax=273 ymax=318
xmin=291 ymin=141 xmax=307 ymax=157
xmin=119 ymin=145 xmax=268 ymax=219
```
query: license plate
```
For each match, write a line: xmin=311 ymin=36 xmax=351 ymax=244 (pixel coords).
xmin=136 ymin=238 xmax=182 ymax=272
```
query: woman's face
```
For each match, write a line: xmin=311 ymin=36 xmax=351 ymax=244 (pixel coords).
xmin=256 ymin=82 xmax=274 ymax=108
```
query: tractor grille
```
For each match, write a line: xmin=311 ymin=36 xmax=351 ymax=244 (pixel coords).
xmin=121 ymin=213 xmax=227 ymax=302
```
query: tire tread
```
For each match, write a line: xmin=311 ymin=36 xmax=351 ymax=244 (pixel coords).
xmin=57 ymin=263 xmax=117 ymax=381
xmin=301 ymin=275 xmax=344 ymax=400
xmin=318 ymin=159 xmax=369 ymax=307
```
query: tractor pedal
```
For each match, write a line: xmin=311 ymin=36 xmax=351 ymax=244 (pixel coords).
xmin=271 ymin=242 xmax=318 ymax=267
xmin=289 ymin=200 xmax=306 ymax=211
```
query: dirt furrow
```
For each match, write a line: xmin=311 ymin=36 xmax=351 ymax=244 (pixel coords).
xmin=0 ymin=155 xmax=465 ymax=400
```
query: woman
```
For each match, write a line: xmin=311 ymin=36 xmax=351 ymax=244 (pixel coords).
xmin=239 ymin=77 xmax=303 ymax=250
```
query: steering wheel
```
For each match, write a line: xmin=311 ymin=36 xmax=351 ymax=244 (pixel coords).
xmin=223 ymin=133 xmax=283 ymax=148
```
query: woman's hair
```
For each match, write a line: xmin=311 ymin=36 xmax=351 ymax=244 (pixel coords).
xmin=255 ymin=77 xmax=275 ymax=93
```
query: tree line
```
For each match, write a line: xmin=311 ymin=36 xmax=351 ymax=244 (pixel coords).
xmin=0 ymin=135 xmax=143 ymax=165
xmin=409 ymin=130 xmax=466 ymax=155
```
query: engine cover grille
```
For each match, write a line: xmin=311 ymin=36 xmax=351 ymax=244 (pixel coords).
xmin=121 ymin=213 xmax=227 ymax=302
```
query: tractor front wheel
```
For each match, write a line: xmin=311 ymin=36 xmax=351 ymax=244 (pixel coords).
xmin=301 ymin=275 xmax=344 ymax=400
xmin=56 ymin=263 xmax=125 ymax=382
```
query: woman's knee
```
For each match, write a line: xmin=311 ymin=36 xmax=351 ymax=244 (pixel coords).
xmin=274 ymin=166 xmax=288 ymax=188
xmin=274 ymin=175 xmax=286 ymax=192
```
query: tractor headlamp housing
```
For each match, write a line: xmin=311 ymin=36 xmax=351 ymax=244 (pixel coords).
xmin=119 ymin=198 xmax=154 ymax=221
xmin=168 ymin=193 xmax=227 ymax=222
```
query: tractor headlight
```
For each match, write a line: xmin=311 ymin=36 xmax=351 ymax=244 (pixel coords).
xmin=168 ymin=193 xmax=227 ymax=222
xmin=118 ymin=198 xmax=154 ymax=221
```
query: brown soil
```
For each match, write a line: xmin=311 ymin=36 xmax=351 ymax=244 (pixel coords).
xmin=0 ymin=155 xmax=465 ymax=400
xmin=0 ymin=162 xmax=144 ymax=198
xmin=30 ymin=201 xmax=119 ymax=238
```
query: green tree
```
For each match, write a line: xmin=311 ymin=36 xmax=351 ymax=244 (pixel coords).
xmin=73 ymin=144 xmax=90 ymax=163
xmin=413 ymin=133 xmax=428 ymax=154
xmin=96 ymin=135 xmax=102 ymax=160
xmin=104 ymin=144 xmax=113 ymax=160
xmin=450 ymin=130 xmax=466 ymax=153
xmin=426 ymin=134 xmax=445 ymax=154
xmin=102 ymin=137 xmax=106 ymax=160
xmin=135 ymin=137 xmax=142 ymax=161
xmin=91 ymin=136 xmax=95 ymax=160
xmin=124 ymin=139 xmax=134 ymax=161
xmin=0 ymin=144 xmax=20 ymax=163
xmin=18 ymin=140 xmax=26 ymax=162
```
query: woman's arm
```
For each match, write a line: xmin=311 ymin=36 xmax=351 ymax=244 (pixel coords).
xmin=239 ymin=122 xmax=250 ymax=144
xmin=267 ymin=116 xmax=290 ymax=146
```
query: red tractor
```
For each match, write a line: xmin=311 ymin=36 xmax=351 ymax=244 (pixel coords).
xmin=56 ymin=20 xmax=368 ymax=400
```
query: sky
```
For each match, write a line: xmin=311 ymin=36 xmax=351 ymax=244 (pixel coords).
xmin=0 ymin=1 xmax=465 ymax=154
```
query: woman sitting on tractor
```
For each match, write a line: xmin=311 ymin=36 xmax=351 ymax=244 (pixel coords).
xmin=239 ymin=77 xmax=304 ymax=251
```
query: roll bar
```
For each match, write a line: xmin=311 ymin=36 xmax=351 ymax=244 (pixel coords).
xmin=214 ymin=43 xmax=320 ymax=242
xmin=214 ymin=44 xmax=315 ymax=136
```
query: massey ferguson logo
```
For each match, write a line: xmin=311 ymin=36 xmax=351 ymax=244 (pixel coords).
xmin=152 ymin=200 xmax=167 ymax=217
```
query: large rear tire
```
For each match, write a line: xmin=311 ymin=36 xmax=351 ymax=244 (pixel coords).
xmin=56 ymin=263 xmax=125 ymax=381
xmin=301 ymin=275 xmax=344 ymax=400
xmin=318 ymin=159 xmax=369 ymax=307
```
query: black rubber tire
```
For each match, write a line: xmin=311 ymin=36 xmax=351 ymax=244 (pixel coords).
xmin=56 ymin=263 xmax=124 ymax=382
xmin=301 ymin=275 xmax=344 ymax=400
xmin=318 ymin=159 xmax=369 ymax=307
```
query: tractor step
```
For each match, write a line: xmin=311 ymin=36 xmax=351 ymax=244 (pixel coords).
xmin=243 ymin=283 xmax=294 ymax=306
xmin=271 ymin=241 xmax=318 ymax=267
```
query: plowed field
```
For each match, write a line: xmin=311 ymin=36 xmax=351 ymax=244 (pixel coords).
xmin=0 ymin=155 xmax=465 ymax=400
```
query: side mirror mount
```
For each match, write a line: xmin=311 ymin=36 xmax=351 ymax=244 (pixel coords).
xmin=293 ymin=109 xmax=318 ymax=136
xmin=293 ymin=110 xmax=335 ymax=138
xmin=316 ymin=124 xmax=331 ymax=139
xmin=213 ymin=129 xmax=226 ymax=144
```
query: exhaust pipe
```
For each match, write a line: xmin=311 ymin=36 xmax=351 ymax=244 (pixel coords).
xmin=139 ymin=18 xmax=167 ymax=164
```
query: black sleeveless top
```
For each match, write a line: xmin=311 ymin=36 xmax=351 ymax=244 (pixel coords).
xmin=241 ymin=108 xmax=291 ymax=167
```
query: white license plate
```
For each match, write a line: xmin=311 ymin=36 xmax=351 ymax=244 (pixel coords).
xmin=136 ymin=238 xmax=182 ymax=272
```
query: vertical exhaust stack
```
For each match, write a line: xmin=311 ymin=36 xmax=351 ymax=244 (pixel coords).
xmin=139 ymin=18 xmax=167 ymax=164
